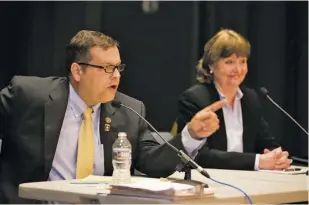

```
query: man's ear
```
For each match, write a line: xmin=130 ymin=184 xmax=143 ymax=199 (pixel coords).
xmin=70 ymin=63 xmax=82 ymax=82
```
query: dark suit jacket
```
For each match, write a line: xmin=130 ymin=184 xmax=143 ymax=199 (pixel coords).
xmin=175 ymin=83 xmax=280 ymax=171
xmin=0 ymin=76 xmax=186 ymax=203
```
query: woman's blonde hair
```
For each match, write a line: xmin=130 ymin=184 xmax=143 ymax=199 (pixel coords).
xmin=196 ymin=29 xmax=251 ymax=83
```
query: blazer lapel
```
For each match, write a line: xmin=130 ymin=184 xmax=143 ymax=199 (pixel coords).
xmin=44 ymin=78 xmax=69 ymax=176
xmin=214 ymin=109 xmax=228 ymax=150
xmin=241 ymin=88 xmax=255 ymax=153
xmin=206 ymin=84 xmax=228 ymax=150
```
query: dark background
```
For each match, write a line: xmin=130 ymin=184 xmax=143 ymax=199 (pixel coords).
xmin=0 ymin=1 xmax=307 ymax=159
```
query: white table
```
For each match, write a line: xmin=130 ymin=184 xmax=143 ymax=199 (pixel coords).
xmin=19 ymin=168 xmax=309 ymax=204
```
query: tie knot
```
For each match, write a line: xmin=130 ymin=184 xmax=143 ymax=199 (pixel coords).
xmin=83 ymin=107 xmax=93 ymax=119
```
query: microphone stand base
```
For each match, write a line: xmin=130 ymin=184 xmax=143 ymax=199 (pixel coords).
xmin=176 ymin=162 xmax=192 ymax=180
xmin=174 ymin=162 xmax=209 ymax=189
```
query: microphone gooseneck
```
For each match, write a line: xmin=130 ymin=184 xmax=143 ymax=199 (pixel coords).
xmin=259 ymin=87 xmax=308 ymax=135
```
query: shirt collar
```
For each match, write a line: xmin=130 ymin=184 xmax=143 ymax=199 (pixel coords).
xmin=69 ymin=83 xmax=101 ymax=119
xmin=216 ymin=87 xmax=244 ymax=101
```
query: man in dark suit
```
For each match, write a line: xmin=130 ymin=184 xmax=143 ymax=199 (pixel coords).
xmin=0 ymin=30 xmax=224 ymax=203
xmin=172 ymin=29 xmax=291 ymax=171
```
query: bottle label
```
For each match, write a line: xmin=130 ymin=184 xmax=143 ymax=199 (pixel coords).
xmin=113 ymin=148 xmax=131 ymax=160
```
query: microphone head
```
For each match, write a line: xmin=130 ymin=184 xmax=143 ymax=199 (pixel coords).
xmin=111 ymin=100 xmax=122 ymax=108
xmin=259 ymin=87 xmax=269 ymax=96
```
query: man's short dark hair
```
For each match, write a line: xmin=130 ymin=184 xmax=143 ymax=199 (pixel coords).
xmin=66 ymin=30 xmax=119 ymax=76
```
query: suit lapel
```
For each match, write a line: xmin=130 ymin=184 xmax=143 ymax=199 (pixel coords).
xmin=44 ymin=78 xmax=69 ymax=176
xmin=100 ymin=100 xmax=118 ymax=176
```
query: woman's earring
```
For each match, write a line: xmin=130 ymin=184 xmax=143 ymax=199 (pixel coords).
xmin=209 ymin=66 xmax=214 ymax=74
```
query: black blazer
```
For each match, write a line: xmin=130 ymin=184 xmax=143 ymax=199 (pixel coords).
xmin=175 ymin=83 xmax=279 ymax=171
xmin=0 ymin=76 xmax=185 ymax=203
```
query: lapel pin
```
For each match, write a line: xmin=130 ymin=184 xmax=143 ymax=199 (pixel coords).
xmin=105 ymin=117 xmax=112 ymax=124
xmin=104 ymin=123 xmax=111 ymax=132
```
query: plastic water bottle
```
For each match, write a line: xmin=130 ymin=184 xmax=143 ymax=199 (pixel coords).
xmin=112 ymin=132 xmax=132 ymax=184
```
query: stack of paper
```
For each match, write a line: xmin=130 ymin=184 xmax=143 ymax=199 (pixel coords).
xmin=111 ymin=179 xmax=194 ymax=194
xmin=108 ymin=179 xmax=214 ymax=201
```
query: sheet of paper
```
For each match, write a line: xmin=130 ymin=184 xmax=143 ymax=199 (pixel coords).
xmin=81 ymin=175 xmax=150 ymax=184
xmin=81 ymin=175 xmax=194 ymax=192
xmin=111 ymin=179 xmax=194 ymax=192
xmin=258 ymin=168 xmax=308 ymax=175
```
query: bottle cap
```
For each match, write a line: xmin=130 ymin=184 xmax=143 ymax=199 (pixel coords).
xmin=118 ymin=132 xmax=127 ymax=137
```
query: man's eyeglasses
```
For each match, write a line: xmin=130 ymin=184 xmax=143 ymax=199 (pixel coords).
xmin=77 ymin=62 xmax=125 ymax=74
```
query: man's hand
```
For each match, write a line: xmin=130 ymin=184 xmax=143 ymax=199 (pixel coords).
xmin=263 ymin=147 xmax=291 ymax=170
xmin=188 ymin=99 xmax=228 ymax=139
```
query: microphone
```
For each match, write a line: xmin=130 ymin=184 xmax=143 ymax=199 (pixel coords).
xmin=259 ymin=87 xmax=308 ymax=136
xmin=111 ymin=100 xmax=211 ymax=179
